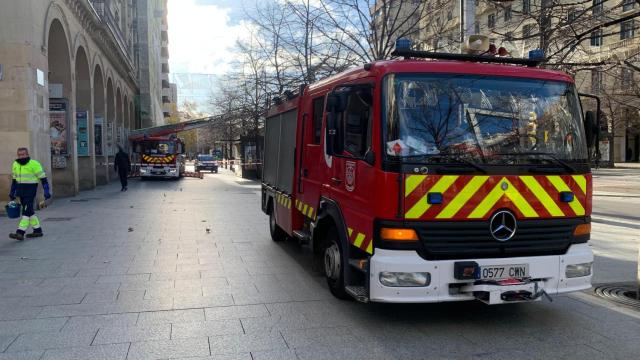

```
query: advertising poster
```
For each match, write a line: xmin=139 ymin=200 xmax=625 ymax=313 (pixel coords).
xmin=77 ymin=111 xmax=89 ymax=156
xmin=95 ymin=116 xmax=103 ymax=156
xmin=49 ymin=100 xmax=68 ymax=155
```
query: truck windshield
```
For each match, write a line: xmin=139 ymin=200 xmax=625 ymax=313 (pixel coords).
xmin=198 ymin=155 xmax=214 ymax=161
xmin=142 ymin=141 xmax=175 ymax=155
xmin=383 ymin=74 xmax=588 ymax=164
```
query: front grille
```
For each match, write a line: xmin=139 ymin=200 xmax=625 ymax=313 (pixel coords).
xmin=414 ymin=218 xmax=586 ymax=260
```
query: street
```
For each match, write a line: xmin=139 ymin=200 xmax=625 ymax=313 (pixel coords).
xmin=0 ymin=168 xmax=638 ymax=360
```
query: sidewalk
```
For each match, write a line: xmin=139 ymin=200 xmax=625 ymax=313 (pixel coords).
xmin=614 ymin=162 xmax=640 ymax=169
xmin=0 ymin=171 xmax=639 ymax=359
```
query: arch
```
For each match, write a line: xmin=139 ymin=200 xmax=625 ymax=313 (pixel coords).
xmin=116 ymin=87 xmax=123 ymax=149
xmin=47 ymin=17 xmax=76 ymax=197
xmin=91 ymin=53 xmax=105 ymax=79
xmin=123 ymin=94 xmax=130 ymax=144
xmin=129 ymin=101 xmax=135 ymax=131
xmin=42 ymin=2 xmax=73 ymax=58
xmin=73 ymin=33 xmax=91 ymax=64
xmin=94 ymin=65 xmax=108 ymax=185
xmin=75 ymin=46 xmax=95 ymax=191
xmin=106 ymin=77 xmax=115 ymax=162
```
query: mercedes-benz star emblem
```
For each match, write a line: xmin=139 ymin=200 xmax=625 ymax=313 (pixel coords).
xmin=489 ymin=210 xmax=517 ymax=242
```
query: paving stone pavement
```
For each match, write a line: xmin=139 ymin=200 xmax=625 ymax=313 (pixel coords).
xmin=0 ymin=169 xmax=639 ymax=360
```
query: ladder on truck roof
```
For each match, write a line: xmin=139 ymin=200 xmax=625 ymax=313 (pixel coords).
xmin=128 ymin=115 xmax=224 ymax=141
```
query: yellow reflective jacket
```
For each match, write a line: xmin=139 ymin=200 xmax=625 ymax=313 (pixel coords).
xmin=12 ymin=159 xmax=46 ymax=184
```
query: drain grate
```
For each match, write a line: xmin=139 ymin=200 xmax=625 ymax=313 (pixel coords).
xmin=44 ymin=217 xmax=73 ymax=222
xmin=594 ymin=284 xmax=640 ymax=309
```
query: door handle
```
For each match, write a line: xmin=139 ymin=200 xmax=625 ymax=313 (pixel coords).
xmin=302 ymin=169 xmax=309 ymax=177
xmin=331 ymin=177 xmax=342 ymax=184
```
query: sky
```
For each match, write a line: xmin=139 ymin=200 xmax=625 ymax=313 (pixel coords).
xmin=167 ymin=0 xmax=248 ymax=76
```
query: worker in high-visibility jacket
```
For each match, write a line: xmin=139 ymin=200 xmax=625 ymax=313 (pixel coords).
xmin=8 ymin=147 xmax=51 ymax=241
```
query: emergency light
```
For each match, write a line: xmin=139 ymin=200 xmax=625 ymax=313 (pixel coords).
xmin=529 ymin=49 xmax=545 ymax=60
xmin=395 ymin=38 xmax=412 ymax=51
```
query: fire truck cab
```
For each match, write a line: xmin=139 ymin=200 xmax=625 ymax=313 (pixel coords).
xmin=261 ymin=47 xmax=598 ymax=304
xmin=134 ymin=135 xmax=186 ymax=179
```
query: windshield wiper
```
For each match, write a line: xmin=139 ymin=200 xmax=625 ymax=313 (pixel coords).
xmin=497 ymin=152 xmax=577 ymax=173
xmin=445 ymin=157 xmax=488 ymax=174
xmin=399 ymin=154 xmax=488 ymax=173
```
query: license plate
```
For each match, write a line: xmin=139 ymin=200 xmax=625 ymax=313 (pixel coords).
xmin=477 ymin=264 xmax=529 ymax=280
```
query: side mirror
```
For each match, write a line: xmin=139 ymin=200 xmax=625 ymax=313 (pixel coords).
xmin=584 ymin=110 xmax=598 ymax=149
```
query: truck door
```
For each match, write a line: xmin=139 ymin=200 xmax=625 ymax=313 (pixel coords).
xmin=325 ymin=85 xmax=376 ymax=255
xmin=296 ymin=95 xmax=325 ymax=222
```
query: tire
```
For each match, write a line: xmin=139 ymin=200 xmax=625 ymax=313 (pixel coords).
xmin=323 ymin=227 xmax=350 ymax=299
xmin=269 ymin=205 xmax=286 ymax=242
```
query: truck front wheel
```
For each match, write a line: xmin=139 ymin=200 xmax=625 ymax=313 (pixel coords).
xmin=269 ymin=206 xmax=286 ymax=242
xmin=324 ymin=227 xmax=350 ymax=299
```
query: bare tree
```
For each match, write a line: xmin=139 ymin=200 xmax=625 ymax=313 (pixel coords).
xmin=315 ymin=0 xmax=441 ymax=61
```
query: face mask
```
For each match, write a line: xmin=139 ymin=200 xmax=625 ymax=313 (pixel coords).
xmin=16 ymin=157 xmax=30 ymax=166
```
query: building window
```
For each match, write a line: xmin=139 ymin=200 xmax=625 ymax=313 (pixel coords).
xmin=621 ymin=20 xmax=635 ymax=39
xmin=591 ymin=69 xmax=603 ymax=93
xmin=504 ymin=6 xmax=512 ymax=22
xmin=523 ymin=24 xmax=534 ymax=38
xmin=505 ymin=31 xmax=513 ymax=41
xmin=568 ymin=8 xmax=581 ymax=23
xmin=488 ymin=14 xmax=496 ymax=29
xmin=523 ymin=0 xmax=531 ymax=15
xmin=447 ymin=10 xmax=453 ymax=21
xmin=475 ymin=22 xmax=480 ymax=34
xmin=621 ymin=68 xmax=634 ymax=88
xmin=623 ymin=0 xmax=635 ymax=12
xmin=592 ymin=0 xmax=604 ymax=16
xmin=591 ymin=29 xmax=603 ymax=46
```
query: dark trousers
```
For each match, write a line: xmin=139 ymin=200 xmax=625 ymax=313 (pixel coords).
xmin=118 ymin=169 xmax=128 ymax=188
xmin=18 ymin=195 xmax=35 ymax=217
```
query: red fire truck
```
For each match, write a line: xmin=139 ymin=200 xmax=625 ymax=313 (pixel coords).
xmin=262 ymin=42 xmax=600 ymax=304
xmin=129 ymin=117 xmax=225 ymax=179
xmin=133 ymin=135 xmax=186 ymax=179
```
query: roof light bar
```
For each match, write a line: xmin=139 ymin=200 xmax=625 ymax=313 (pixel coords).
xmin=391 ymin=49 xmax=543 ymax=67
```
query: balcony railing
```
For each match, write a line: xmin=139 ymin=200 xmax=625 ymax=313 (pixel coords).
xmin=89 ymin=0 xmax=133 ymax=65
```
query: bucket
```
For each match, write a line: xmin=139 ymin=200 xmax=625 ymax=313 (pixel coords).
xmin=4 ymin=202 xmax=21 ymax=219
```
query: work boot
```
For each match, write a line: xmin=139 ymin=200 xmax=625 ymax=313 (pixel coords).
xmin=26 ymin=230 xmax=43 ymax=238
xmin=9 ymin=233 xmax=24 ymax=241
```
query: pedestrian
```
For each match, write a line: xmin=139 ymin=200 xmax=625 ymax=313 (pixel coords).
xmin=114 ymin=145 xmax=131 ymax=191
xmin=8 ymin=147 xmax=51 ymax=241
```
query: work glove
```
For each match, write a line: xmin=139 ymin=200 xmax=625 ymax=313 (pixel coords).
xmin=43 ymin=183 xmax=52 ymax=200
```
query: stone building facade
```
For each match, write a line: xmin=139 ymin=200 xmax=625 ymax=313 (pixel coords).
xmin=0 ymin=0 xmax=170 ymax=207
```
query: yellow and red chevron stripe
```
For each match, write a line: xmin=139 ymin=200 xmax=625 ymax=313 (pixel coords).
xmin=275 ymin=193 xmax=292 ymax=210
xmin=294 ymin=199 xmax=316 ymax=220
xmin=404 ymin=174 xmax=591 ymax=220
xmin=347 ymin=227 xmax=373 ymax=254
xmin=142 ymin=154 xmax=176 ymax=164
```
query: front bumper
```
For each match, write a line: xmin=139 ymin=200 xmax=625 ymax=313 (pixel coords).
xmin=140 ymin=167 xmax=179 ymax=178
xmin=368 ymin=243 xmax=593 ymax=304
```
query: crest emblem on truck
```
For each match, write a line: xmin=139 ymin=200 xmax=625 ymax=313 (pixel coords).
xmin=345 ymin=161 xmax=356 ymax=192
xmin=489 ymin=210 xmax=517 ymax=241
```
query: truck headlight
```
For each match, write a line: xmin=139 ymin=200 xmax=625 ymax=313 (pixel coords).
xmin=379 ymin=272 xmax=431 ymax=287
xmin=140 ymin=168 xmax=147 ymax=173
xmin=169 ymin=168 xmax=177 ymax=173
xmin=566 ymin=262 xmax=592 ymax=278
